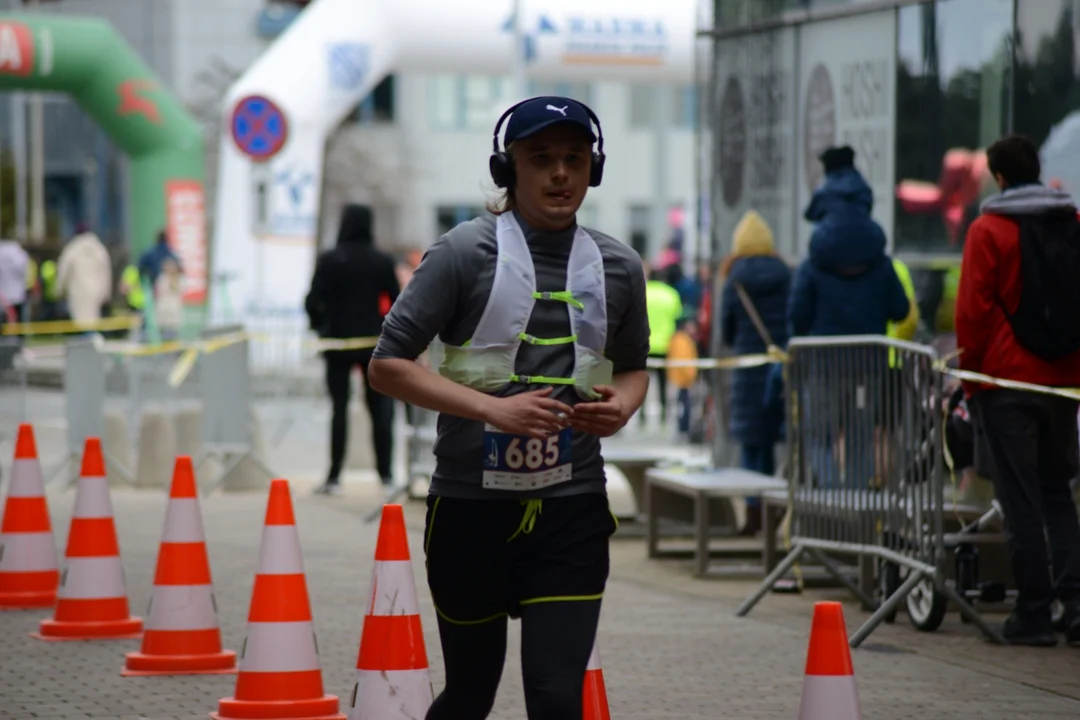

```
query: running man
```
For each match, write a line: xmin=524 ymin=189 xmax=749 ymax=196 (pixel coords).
xmin=369 ymin=96 xmax=651 ymax=719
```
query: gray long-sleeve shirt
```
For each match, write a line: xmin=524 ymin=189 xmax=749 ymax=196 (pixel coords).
xmin=373 ymin=211 xmax=650 ymax=499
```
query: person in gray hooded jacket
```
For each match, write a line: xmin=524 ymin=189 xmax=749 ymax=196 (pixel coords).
xmin=369 ymin=96 xmax=650 ymax=720
xmin=956 ymin=134 xmax=1080 ymax=647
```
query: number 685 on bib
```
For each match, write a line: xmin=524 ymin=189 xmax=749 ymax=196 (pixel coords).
xmin=481 ymin=425 xmax=573 ymax=490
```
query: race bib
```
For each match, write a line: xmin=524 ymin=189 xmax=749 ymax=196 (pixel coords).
xmin=482 ymin=425 xmax=573 ymax=491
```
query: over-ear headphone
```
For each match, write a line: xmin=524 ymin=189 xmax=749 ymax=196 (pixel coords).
xmin=489 ymin=98 xmax=606 ymax=189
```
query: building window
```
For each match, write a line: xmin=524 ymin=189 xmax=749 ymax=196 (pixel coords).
xmin=674 ymin=86 xmax=697 ymax=129
xmin=630 ymin=85 xmax=696 ymax=129
xmin=1015 ymin=0 xmax=1080 ymax=203
xmin=629 ymin=85 xmax=655 ymax=128
xmin=429 ymin=75 xmax=515 ymax=131
xmin=716 ymin=0 xmax=806 ymax=29
xmin=436 ymin=205 xmax=488 ymax=237
xmin=527 ymin=81 xmax=592 ymax=106
xmin=894 ymin=0 xmax=1014 ymax=254
xmin=347 ymin=75 xmax=395 ymax=125
xmin=628 ymin=204 xmax=652 ymax=259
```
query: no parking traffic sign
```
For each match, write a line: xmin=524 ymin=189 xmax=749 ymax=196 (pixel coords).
xmin=231 ymin=95 xmax=289 ymax=160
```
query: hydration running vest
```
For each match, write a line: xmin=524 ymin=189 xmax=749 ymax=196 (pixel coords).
xmin=438 ymin=213 xmax=613 ymax=400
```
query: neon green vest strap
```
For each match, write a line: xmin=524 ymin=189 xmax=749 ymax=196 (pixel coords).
xmin=455 ymin=294 xmax=581 ymax=387
xmin=518 ymin=332 xmax=576 ymax=346
xmin=533 ymin=290 xmax=583 ymax=310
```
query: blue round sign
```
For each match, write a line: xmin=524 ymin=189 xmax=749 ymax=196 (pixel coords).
xmin=231 ymin=95 xmax=289 ymax=160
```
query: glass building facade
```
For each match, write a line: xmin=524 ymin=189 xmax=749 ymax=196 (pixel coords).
xmin=706 ymin=0 xmax=1080 ymax=285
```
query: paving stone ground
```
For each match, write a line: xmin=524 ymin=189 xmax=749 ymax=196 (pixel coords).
xmin=3 ymin=389 xmax=1080 ymax=718
xmin=0 ymin=477 xmax=1078 ymax=720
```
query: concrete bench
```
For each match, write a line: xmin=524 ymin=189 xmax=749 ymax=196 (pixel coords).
xmin=602 ymin=444 xmax=711 ymax=519
xmin=645 ymin=468 xmax=787 ymax=578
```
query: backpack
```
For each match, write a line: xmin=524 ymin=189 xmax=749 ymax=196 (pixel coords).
xmin=1002 ymin=210 xmax=1080 ymax=360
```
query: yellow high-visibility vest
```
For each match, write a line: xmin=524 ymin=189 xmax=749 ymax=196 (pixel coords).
xmin=887 ymin=258 xmax=918 ymax=368
xmin=40 ymin=259 xmax=59 ymax=301
xmin=121 ymin=265 xmax=146 ymax=310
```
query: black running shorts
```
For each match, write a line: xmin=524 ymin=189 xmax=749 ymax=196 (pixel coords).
xmin=423 ymin=492 xmax=617 ymax=624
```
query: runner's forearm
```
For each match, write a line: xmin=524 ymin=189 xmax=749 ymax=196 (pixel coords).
xmin=368 ymin=357 xmax=494 ymax=423
xmin=613 ymin=370 xmax=650 ymax=413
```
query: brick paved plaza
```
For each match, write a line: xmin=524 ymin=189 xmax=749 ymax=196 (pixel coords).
xmin=1 ymin=391 xmax=1079 ymax=719
xmin=1 ymin=474 xmax=1079 ymax=719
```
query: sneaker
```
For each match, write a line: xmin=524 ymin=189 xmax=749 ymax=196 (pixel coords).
xmin=1002 ymin=612 xmax=1058 ymax=647
xmin=314 ymin=482 xmax=343 ymax=497
xmin=1057 ymin=602 xmax=1080 ymax=647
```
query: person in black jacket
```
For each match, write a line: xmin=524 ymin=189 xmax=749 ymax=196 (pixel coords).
xmin=305 ymin=204 xmax=400 ymax=496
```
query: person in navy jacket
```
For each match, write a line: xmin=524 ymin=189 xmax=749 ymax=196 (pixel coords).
xmin=720 ymin=210 xmax=791 ymax=534
xmin=789 ymin=146 xmax=909 ymax=338
xmin=789 ymin=147 xmax=909 ymax=490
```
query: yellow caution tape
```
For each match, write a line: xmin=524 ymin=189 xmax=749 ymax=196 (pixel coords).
xmin=649 ymin=347 xmax=1078 ymax=404
xmin=938 ymin=367 xmax=1080 ymax=402
xmin=1 ymin=315 xmax=141 ymax=336
xmin=308 ymin=336 xmax=380 ymax=352
xmin=97 ymin=339 xmax=188 ymax=357
xmin=96 ymin=331 xmax=251 ymax=359
xmin=90 ymin=331 xmax=252 ymax=388
xmin=168 ymin=348 xmax=200 ymax=388
xmin=647 ymin=347 xmax=788 ymax=371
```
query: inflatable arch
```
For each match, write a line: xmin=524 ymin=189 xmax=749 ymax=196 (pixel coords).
xmin=212 ymin=0 xmax=698 ymax=320
xmin=0 ymin=14 xmax=207 ymax=303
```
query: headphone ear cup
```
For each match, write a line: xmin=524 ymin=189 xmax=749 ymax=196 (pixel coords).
xmin=489 ymin=152 xmax=514 ymax=189
xmin=589 ymin=152 xmax=606 ymax=188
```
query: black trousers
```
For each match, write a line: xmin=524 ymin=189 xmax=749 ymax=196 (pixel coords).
xmin=324 ymin=349 xmax=394 ymax=483
xmin=423 ymin=493 xmax=616 ymax=720
xmin=972 ymin=389 xmax=1080 ymax=616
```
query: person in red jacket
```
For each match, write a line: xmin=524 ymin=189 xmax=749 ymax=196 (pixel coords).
xmin=956 ymin=134 xmax=1080 ymax=647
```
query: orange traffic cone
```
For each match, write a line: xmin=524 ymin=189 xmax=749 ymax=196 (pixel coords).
xmin=34 ymin=438 xmax=142 ymax=641
xmin=123 ymin=456 xmax=237 ymax=676
xmin=347 ymin=504 xmax=433 ymax=719
xmin=583 ymin=641 xmax=611 ymax=720
xmin=0 ymin=424 xmax=59 ymax=609
xmin=798 ymin=602 xmax=861 ymax=720
xmin=211 ymin=479 xmax=344 ymax=720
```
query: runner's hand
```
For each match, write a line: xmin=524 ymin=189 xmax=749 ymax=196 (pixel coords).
xmin=569 ymin=385 xmax=630 ymax=437
xmin=483 ymin=388 xmax=572 ymax=439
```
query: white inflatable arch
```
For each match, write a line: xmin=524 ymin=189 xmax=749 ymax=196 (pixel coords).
xmin=210 ymin=0 xmax=697 ymax=321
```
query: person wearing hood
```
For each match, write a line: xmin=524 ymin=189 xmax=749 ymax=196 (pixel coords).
xmin=720 ymin=211 xmax=791 ymax=534
xmin=305 ymin=203 xmax=401 ymax=496
xmin=56 ymin=227 xmax=112 ymax=324
xmin=137 ymin=230 xmax=182 ymax=288
xmin=790 ymin=147 xmax=910 ymax=490
xmin=789 ymin=146 xmax=910 ymax=338
xmin=956 ymin=134 xmax=1080 ymax=647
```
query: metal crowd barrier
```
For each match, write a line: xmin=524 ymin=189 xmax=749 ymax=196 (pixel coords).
xmin=0 ymin=337 xmax=30 ymax=459
xmin=358 ymin=339 xmax=441 ymax=523
xmin=53 ymin=329 xmax=272 ymax=493
xmin=735 ymin=336 xmax=1002 ymax=646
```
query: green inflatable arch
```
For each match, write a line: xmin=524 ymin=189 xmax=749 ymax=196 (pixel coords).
xmin=0 ymin=14 xmax=207 ymax=303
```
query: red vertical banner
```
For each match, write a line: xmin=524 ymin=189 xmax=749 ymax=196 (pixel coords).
xmin=166 ymin=180 xmax=208 ymax=305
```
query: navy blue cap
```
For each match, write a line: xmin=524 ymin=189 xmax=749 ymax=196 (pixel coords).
xmin=503 ymin=96 xmax=597 ymax=146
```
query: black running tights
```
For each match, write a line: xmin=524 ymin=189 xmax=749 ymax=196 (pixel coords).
xmin=425 ymin=600 xmax=601 ymax=720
